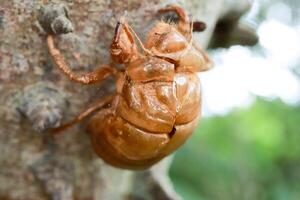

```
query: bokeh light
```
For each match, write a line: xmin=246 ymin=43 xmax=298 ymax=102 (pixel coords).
xmin=171 ymin=1 xmax=300 ymax=200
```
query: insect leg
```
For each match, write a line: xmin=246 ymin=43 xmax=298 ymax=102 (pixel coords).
xmin=47 ymin=35 xmax=117 ymax=84
xmin=111 ymin=17 xmax=145 ymax=63
xmin=50 ymin=95 xmax=115 ymax=135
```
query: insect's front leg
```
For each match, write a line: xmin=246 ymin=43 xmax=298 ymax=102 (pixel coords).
xmin=110 ymin=17 xmax=141 ymax=64
xmin=47 ymin=35 xmax=118 ymax=84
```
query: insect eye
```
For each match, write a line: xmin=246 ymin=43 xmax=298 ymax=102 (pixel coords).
xmin=193 ymin=21 xmax=206 ymax=32
xmin=160 ymin=12 xmax=180 ymax=24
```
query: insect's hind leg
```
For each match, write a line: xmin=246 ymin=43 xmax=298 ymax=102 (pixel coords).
xmin=50 ymin=95 xmax=115 ymax=135
xmin=47 ymin=35 xmax=117 ymax=84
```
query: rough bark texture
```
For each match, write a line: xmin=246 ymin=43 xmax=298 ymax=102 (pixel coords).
xmin=0 ymin=0 xmax=253 ymax=199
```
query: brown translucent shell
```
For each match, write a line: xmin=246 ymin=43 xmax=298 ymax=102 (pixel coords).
xmin=87 ymin=56 xmax=203 ymax=169
xmin=88 ymin=106 xmax=200 ymax=170
xmin=47 ymin=5 xmax=211 ymax=170
xmin=85 ymin=7 xmax=212 ymax=169
xmin=145 ymin=22 xmax=211 ymax=73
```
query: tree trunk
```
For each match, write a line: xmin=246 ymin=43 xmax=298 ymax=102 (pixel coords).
xmin=0 ymin=0 xmax=252 ymax=199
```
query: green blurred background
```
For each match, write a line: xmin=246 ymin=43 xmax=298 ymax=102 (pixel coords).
xmin=170 ymin=0 xmax=300 ymax=199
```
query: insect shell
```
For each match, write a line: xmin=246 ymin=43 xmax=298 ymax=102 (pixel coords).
xmin=47 ymin=5 xmax=212 ymax=170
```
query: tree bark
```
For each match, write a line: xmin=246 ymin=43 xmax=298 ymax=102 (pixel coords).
xmin=0 ymin=0 xmax=252 ymax=199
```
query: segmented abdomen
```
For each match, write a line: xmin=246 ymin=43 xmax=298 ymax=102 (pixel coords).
xmin=87 ymin=59 xmax=201 ymax=169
